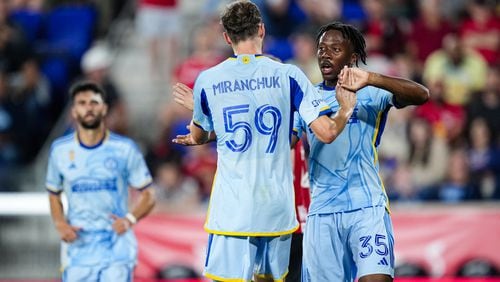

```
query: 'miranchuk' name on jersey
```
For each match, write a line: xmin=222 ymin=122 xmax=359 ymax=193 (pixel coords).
xmin=192 ymin=54 xmax=330 ymax=236
xmin=212 ymin=76 xmax=281 ymax=95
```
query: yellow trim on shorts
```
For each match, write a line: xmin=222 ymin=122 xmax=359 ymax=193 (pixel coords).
xmin=255 ymin=270 xmax=289 ymax=282
xmin=204 ymin=272 xmax=247 ymax=282
xmin=204 ymin=224 xmax=298 ymax=237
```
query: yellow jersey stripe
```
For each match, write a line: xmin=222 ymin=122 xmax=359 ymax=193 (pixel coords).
xmin=372 ymin=111 xmax=391 ymax=212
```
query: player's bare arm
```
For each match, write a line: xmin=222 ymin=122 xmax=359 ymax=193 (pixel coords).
xmin=338 ymin=66 xmax=429 ymax=107
xmin=172 ymin=83 xmax=216 ymax=146
xmin=173 ymin=82 xmax=194 ymax=111
xmin=48 ymin=193 xmax=81 ymax=242
xmin=111 ymin=187 xmax=155 ymax=235
xmin=309 ymin=85 xmax=356 ymax=144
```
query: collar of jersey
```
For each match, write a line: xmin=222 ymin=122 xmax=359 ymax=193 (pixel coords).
xmin=320 ymin=81 xmax=336 ymax=91
xmin=76 ymin=130 xmax=108 ymax=149
xmin=229 ymin=54 xmax=263 ymax=59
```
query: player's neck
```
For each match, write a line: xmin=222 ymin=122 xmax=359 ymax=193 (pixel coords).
xmin=232 ymin=39 xmax=262 ymax=56
xmin=324 ymin=79 xmax=338 ymax=88
xmin=77 ymin=125 xmax=106 ymax=147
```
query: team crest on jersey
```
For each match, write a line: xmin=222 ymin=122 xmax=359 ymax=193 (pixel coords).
xmin=104 ymin=157 xmax=118 ymax=170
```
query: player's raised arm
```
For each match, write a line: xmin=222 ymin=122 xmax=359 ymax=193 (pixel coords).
xmin=308 ymin=85 xmax=356 ymax=144
xmin=172 ymin=82 xmax=194 ymax=111
xmin=338 ymin=66 xmax=429 ymax=107
xmin=171 ymin=82 xmax=216 ymax=146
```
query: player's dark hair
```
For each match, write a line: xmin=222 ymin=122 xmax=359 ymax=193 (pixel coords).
xmin=220 ymin=0 xmax=262 ymax=44
xmin=69 ymin=81 xmax=106 ymax=103
xmin=316 ymin=22 xmax=367 ymax=66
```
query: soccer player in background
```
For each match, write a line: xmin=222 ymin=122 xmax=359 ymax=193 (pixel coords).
xmin=45 ymin=81 xmax=155 ymax=281
xmin=293 ymin=22 xmax=429 ymax=282
xmin=172 ymin=1 xmax=357 ymax=281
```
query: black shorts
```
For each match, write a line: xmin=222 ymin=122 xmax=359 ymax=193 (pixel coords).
xmin=287 ymin=232 xmax=303 ymax=282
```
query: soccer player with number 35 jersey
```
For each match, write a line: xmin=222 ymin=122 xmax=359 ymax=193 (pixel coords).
xmin=293 ymin=22 xmax=429 ymax=282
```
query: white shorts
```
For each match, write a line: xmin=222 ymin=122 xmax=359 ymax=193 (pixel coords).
xmin=136 ymin=5 xmax=180 ymax=39
xmin=303 ymin=206 xmax=395 ymax=282
xmin=204 ymin=233 xmax=292 ymax=281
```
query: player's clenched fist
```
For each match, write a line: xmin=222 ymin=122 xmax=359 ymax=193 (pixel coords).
xmin=55 ymin=221 xmax=81 ymax=243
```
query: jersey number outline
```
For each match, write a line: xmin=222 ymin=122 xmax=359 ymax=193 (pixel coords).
xmin=223 ymin=104 xmax=282 ymax=153
xmin=359 ymin=234 xmax=388 ymax=258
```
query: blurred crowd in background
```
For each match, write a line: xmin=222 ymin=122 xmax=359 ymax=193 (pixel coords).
xmin=0 ymin=0 xmax=498 ymax=213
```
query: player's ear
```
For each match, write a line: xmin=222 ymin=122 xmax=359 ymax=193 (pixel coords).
xmin=223 ymin=32 xmax=232 ymax=46
xmin=349 ymin=53 xmax=358 ymax=67
xmin=102 ymin=103 xmax=108 ymax=117
xmin=258 ymin=23 xmax=265 ymax=39
xmin=70 ymin=105 xmax=77 ymax=120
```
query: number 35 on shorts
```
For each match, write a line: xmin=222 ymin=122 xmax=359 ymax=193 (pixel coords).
xmin=359 ymin=234 xmax=389 ymax=259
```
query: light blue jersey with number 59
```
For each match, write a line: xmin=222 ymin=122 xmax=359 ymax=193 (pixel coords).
xmin=193 ymin=54 xmax=330 ymax=236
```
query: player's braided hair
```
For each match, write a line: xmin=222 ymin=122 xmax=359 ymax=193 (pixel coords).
xmin=316 ymin=22 xmax=367 ymax=67
xmin=221 ymin=0 xmax=262 ymax=44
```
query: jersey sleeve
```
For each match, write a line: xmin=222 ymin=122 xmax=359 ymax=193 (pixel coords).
xmin=127 ymin=143 xmax=153 ymax=190
xmin=289 ymin=65 xmax=331 ymax=125
xmin=292 ymin=111 xmax=305 ymax=138
xmin=45 ymin=146 xmax=63 ymax=194
xmin=370 ymin=86 xmax=398 ymax=110
xmin=192 ymin=73 xmax=214 ymax=131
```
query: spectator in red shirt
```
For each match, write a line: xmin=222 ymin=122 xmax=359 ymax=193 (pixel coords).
xmin=407 ymin=0 xmax=454 ymax=68
xmin=459 ymin=0 xmax=500 ymax=66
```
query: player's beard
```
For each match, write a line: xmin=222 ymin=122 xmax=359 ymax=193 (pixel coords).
xmin=78 ymin=113 xmax=103 ymax=129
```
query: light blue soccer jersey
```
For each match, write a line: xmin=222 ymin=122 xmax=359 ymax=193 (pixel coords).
xmin=192 ymin=54 xmax=330 ymax=236
xmin=294 ymin=83 xmax=395 ymax=214
xmin=46 ymin=131 xmax=152 ymax=267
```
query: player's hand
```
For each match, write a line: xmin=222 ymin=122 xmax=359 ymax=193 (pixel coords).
xmin=338 ymin=66 xmax=370 ymax=92
xmin=336 ymin=81 xmax=357 ymax=116
xmin=55 ymin=221 xmax=81 ymax=243
xmin=111 ymin=214 xmax=131 ymax=235
xmin=172 ymin=133 xmax=200 ymax=146
xmin=173 ymin=83 xmax=194 ymax=111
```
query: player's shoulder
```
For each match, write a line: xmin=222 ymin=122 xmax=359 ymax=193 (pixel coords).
xmin=107 ymin=131 xmax=136 ymax=147
xmin=198 ymin=58 xmax=231 ymax=78
xmin=50 ymin=131 xmax=76 ymax=151
xmin=107 ymin=131 xmax=145 ymax=154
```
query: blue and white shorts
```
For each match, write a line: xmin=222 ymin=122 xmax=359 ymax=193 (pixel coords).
xmin=204 ymin=234 xmax=292 ymax=281
xmin=303 ymin=206 xmax=394 ymax=282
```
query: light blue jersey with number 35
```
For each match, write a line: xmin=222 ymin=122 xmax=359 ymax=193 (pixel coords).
xmin=193 ymin=54 xmax=330 ymax=236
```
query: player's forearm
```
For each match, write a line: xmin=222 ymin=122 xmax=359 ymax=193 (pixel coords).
xmin=311 ymin=108 xmax=352 ymax=144
xmin=368 ymin=72 xmax=429 ymax=107
xmin=190 ymin=121 xmax=210 ymax=144
xmin=130 ymin=187 xmax=155 ymax=222
xmin=48 ymin=193 xmax=67 ymax=227
xmin=326 ymin=107 xmax=352 ymax=141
